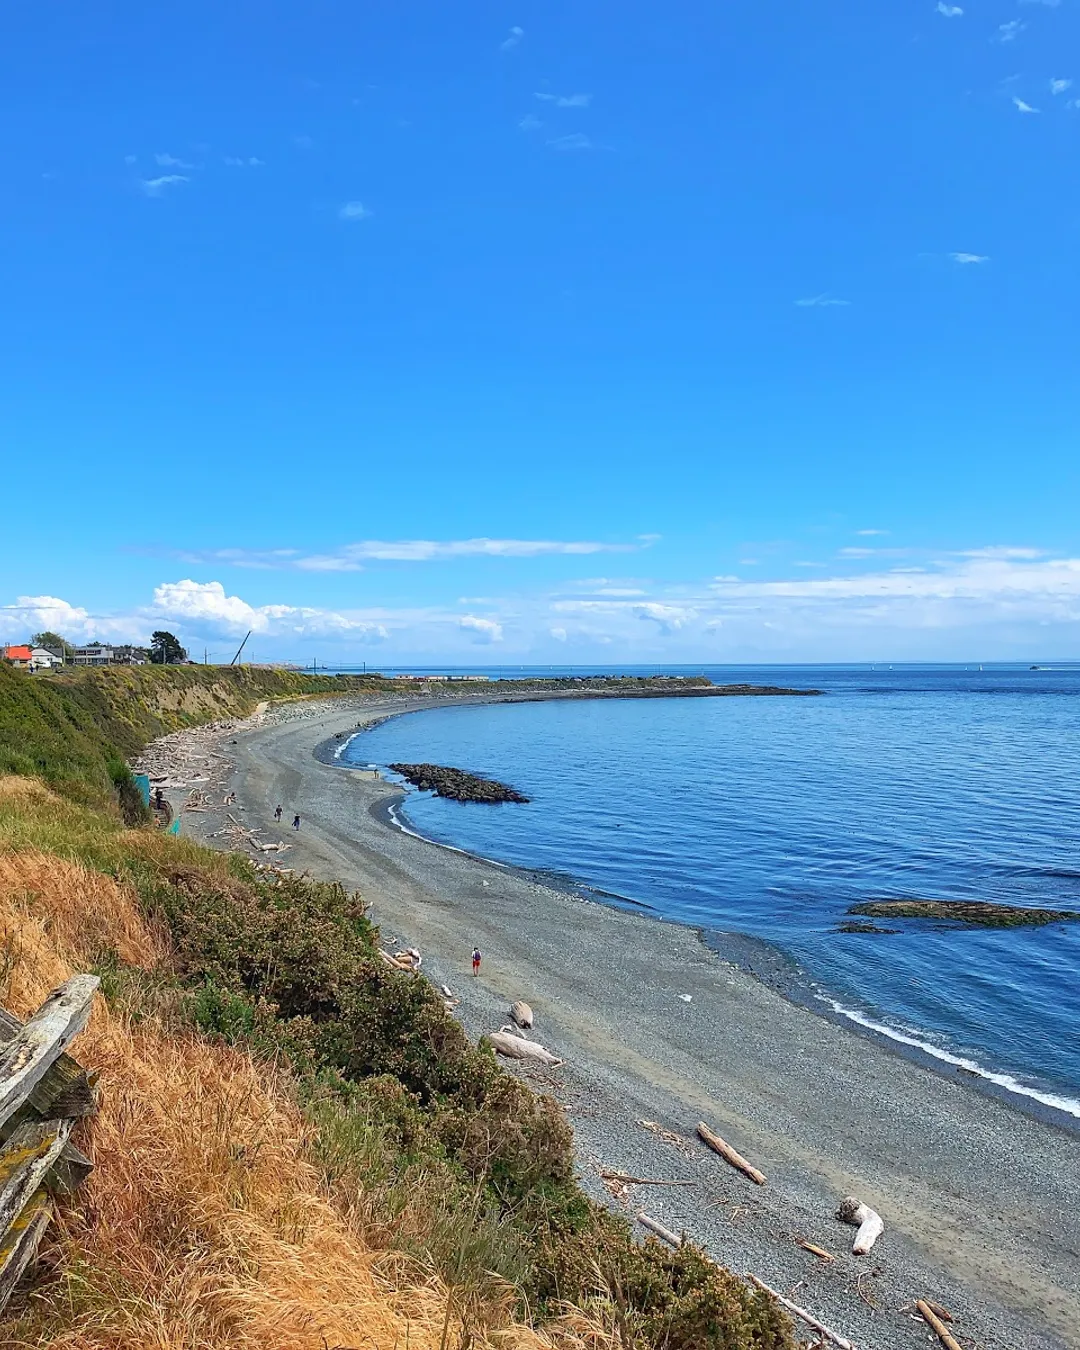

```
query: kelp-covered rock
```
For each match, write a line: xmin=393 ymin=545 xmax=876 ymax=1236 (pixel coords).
xmin=849 ymin=899 xmax=1080 ymax=929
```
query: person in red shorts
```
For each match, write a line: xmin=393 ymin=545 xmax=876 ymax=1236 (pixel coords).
xmin=471 ymin=947 xmax=482 ymax=976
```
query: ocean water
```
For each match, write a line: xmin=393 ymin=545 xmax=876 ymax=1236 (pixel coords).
xmin=345 ymin=665 xmax=1080 ymax=1118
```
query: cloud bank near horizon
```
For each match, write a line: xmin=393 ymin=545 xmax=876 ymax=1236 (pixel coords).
xmin=4 ymin=547 xmax=1080 ymax=661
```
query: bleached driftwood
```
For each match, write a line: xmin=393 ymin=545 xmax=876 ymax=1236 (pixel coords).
xmin=916 ymin=1301 xmax=963 ymax=1350
xmin=488 ymin=1030 xmax=562 ymax=1066
xmin=747 ymin=1275 xmax=855 ymax=1350
xmin=440 ymin=984 xmax=453 ymax=999
xmin=636 ymin=1212 xmax=682 ymax=1247
xmin=509 ymin=1000 xmax=534 ymax=1029
xmin=837 ymin=1195 xmax=884 ymax=1254
xmin=696 ymin=1121 xmax=766 ymax=1186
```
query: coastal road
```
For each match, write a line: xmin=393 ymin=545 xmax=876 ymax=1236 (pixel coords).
xmin=206 ymin=696 xmax=1080 ymax=1350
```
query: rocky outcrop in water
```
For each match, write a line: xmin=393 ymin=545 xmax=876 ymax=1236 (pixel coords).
xmin=389 ymin=763 xmax=529 ymax=804
xmin=849 ymin=899 xmax=1080 ymax=929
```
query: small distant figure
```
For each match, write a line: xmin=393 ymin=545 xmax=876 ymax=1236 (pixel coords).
xmin=472 ymin=947 xmax=482 ymax=977
xmin=292 ymin=813 xmax=301 ymax=830
xmin=274 ymin=804 xmax=283 ymax=822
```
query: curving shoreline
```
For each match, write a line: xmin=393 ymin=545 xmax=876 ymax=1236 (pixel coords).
xmin=173 ymin=693 xmax=1080 ymax=1350
xmin=372 ymin=742 xmax=1080 ymax=1130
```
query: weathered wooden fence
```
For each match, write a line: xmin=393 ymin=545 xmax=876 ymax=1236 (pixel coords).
xmin=0 ymin=975 xmax=99 ymax=1313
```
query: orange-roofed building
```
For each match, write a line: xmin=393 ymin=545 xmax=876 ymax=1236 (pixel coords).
xmin=3 ymin=645 xmax=33 ymax=668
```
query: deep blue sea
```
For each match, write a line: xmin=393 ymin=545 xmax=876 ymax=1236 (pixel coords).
xmin=343 ymin=665 xmax=1080 ymax=1119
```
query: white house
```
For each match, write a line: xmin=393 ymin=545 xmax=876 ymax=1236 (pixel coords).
xmin=30 ymin=647 xmax=60 ymax=670
xmin=73 ymin=645 xmax=114 ymax=666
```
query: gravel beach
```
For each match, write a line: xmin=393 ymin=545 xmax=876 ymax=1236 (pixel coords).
xmin=158 ymin=694 xmax=1080 ymax=1350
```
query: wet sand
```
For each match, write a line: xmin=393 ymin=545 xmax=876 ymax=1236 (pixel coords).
xmin=176 ymin=695 xmax=1080 ymax=1350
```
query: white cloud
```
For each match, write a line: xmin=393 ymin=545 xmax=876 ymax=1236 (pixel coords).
xmin=183 ymin=537 xmax=650 ymax=571
xmin=632 ymin=603 xmax=696 ymax=633
xmin=1021 ymin=0 xmax=1060 ymax=6
xmin=535 ymin=92 xmax=592 ymax=108
xmin=459 ymin=614 xmax=503 ymax=643
xmin=1013 ymin=96 xmax=1040 ymax=113
xmin=151 ymin=580 xmax=387 ymax=640
xmin=141 ymin=175 xmax=189 ymax=196
xmin=949 ymin=251 xmax=990 ymax=264
xmin=224 ymin=155 xmax=265 ymax=167
xmin=1050 ymin=78 xmax=1073 ymax=95
xmin=338 ymin=201 xmax=372 ymax=221
xmin=0 ymin=595 xmax=147 ymax=644
xmin=707 ymin=553 xmax=1080 ymax=605
xmin=155 ymin=152 xmax=192 ymax=168
xmin=501 ymin=25 xmax=524 ymax=51
xmin=997 ymin=20 xmax=1027 ymax=41
xmin=549 ymin=626 xmax=568 ymax=642
xmin=935 ymin=3 xmax=963 ymax=15
xmin=856 ymin=529 xmax=888 ymax=536
xmin=518 ymin=114 xmax=543 ymax=132
xmin=957 ymin=546 xmax=1044 ymax=560
xmin=547 ymin=133 xmax=594 ymax=152
xmin=795 ymin=294 xmax=851 ymax=308
xmin=1 ymin=596 xmax=91 ymax=641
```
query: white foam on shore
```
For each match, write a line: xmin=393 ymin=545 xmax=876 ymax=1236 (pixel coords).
xmin=386 ymin=801 xmax=510 ymax=869
xmin=333 ymin=731 xmax=362 ymax=760
xmin=819 ymin=994 xmax=1080 ymax=1120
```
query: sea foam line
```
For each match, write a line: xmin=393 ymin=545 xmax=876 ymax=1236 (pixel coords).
xmin=818 ymin=994 xmax=1080 ymax=1120
xmin=386 ymin=801 xmax=510 ymax=868
xmin=333 ymin=731 xmax=362 ymax=760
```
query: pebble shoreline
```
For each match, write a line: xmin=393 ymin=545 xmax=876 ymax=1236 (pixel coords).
xmin=147 ymin=693 xmax=1080 ymax=1350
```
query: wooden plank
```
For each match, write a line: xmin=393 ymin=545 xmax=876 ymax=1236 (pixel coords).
xmin=0 ymin=1010 xmax=95 ymax=1117
xmin=49 ymin=1140 xmax=93 ymax=1195
xmin=0 ymin=1187 xmax=53 ymax=1314
xmin=0 ymin=1118 xmax=72 ymax=1235
xmin=0 ymin=976 xmax=99 ymax=1127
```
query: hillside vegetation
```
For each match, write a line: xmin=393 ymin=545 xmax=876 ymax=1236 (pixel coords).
xmin=0 ymin=666 xmax=793 ymax=1349
xmin=0 ymin=663 xmax=401 ymax=810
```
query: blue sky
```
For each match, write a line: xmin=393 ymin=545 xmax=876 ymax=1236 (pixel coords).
xmin=3 ymin=0 xmax=1079 ymax=662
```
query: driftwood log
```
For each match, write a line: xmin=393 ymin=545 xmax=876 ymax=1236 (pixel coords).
xmin=488 ymin=1030 xmax=562 ymax=1066
xmin=747 ymin=1275 xmax=855 ymax=1350
xmin=509 ymin=1000 xmax=534 ymax=1029
xmin=696 ymin=1121 xmax=766 ymax=1186
xmin=636 ymin=1212 xmax=682 ymax=1247
xmin=796 ymin=1237 xmax=836 ymax=1263
xmin=916 ymin=1300 xmax=963 ymax=1350
xmin=837 ymin=1194 xmax=884 ymax=1254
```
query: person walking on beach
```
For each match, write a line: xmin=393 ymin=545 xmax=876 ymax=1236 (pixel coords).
xmin=292 ymin=813 xmax=301 ymax=830
xmin=274 ymin=804 xmax=282 ymax=823
xmin=472 ymin=947 xmax=482 ymax=977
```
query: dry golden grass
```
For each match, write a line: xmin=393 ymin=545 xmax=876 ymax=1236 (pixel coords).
xmin=0 ymin=839 xmax=612 ymax=1350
